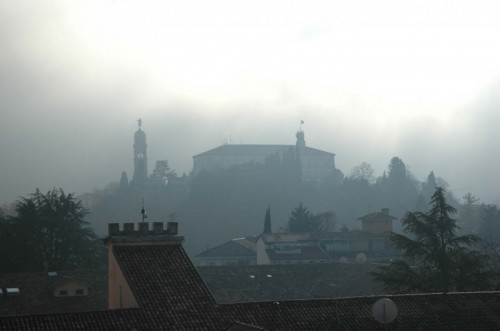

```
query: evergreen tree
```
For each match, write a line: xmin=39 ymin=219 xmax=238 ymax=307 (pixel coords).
xmin=263 ymin=207 xmax=272 ymax=234
xmin=288 ymin=203 xmax=313 ymax=233
xmin=0 ymin=188 xmax=104 ymax=272
xmin=371 ymin=187 xmax=491 ymax=293
xmin=288 ymin=203 xmax=335 ymax=233
xmin=422 ymin=171 xmax=437 ymax=200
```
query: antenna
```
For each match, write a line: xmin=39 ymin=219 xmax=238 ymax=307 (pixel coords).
xmin=141 ymin=198 xmax=147 ymax=222
xmin=372 ymin=298 xmax=398 ymax=324
xmin=355 ymin=252 xmax=367 ymax=263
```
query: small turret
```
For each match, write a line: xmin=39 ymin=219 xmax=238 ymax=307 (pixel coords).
xmin=296 ymin=130 xmax=305 ymax=148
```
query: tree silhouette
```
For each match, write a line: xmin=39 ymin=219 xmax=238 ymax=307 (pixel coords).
xmin=0 ymin=188 xmax=103 ymax=272
xmin=288 ymin=203 xmax=335 ymax=233
xmin=371 ymin=187 xmax=491 ymax=293
xmin=263 ymin=207 xmax=272 ymax=234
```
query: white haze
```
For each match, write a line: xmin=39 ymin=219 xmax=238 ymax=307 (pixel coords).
xmin=1 ymin=0 xmax=500 ymax=205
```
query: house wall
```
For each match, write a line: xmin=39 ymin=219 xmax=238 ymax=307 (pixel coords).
xmin=256 ymin=238 xmax=271 ymax=265
xmin=108 ymin=242 xmax=139 ymax=310
xmin=362 ymin=220 xmax=392 ymax=235
xmin=53 ymin=281 xmax=89 ymax=297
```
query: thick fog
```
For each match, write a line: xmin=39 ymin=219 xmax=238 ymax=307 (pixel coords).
xmin=2 ymin=0 xmax=500 ymax=205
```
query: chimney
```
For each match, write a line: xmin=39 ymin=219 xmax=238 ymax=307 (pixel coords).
xmin=105 ymin=221 xmax=184 ymax=310
xmin=109 ymin=223 xmax=120 ymax=236
xmin=167 ymin=222 xmax=178 ymax=235
xmin=123 ymin=223 xmax=135 ymax=234
xmin=153 ymin=222 xmax=164 ymax=234
xmin=106 ymin=222 xmax=183 ymax=240
xmin=138 ymin=222 xmax=149 ymax=234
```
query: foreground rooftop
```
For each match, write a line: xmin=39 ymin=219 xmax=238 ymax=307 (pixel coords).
xmin=1 ymin=222 xmax=499 ymax=330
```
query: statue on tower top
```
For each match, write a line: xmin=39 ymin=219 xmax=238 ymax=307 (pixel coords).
xmin=137 ymin=118 xmax=143 ymax=128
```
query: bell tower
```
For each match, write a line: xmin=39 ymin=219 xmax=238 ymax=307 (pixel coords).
xmin=132 ymin=119 xmax=148 ymax=186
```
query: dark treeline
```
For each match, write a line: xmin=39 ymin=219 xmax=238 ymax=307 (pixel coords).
xmin=80 ymin=155 xmax=497 ymax=256
xmin=0 ymin=189 xmax=105 ymax=273
xmin=3 ymin=156 xmax=500 ymax=270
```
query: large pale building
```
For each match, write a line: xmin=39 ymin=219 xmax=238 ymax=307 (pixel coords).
xmin=193 ymin=130 xmax=339 ymax=183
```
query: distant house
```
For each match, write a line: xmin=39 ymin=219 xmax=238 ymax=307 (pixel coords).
xmin=0 ymin=270 xmax=107 ymax=316
xmin=205 ymin=209 xmax=398 ymax=266
xmin=195 ymin=237 xmax=257 ymax=266
xmin=256 ymin=233 xmax=332 ymax=265
xmin=318 ymin=230 xmax=394 ymax=261
xmin=357 ymin=208 xmax=397 ymax=235
xmin=192 ymin=130 xmax=339 ymax=183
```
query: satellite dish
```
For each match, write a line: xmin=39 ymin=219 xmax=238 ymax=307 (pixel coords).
xmin=339 ymin=256 xmax=348 ymax=263
xmin=355 ymin=252 xmax=367 ymax=263
xmin=372 ymin=298 xmax=398 ymax=324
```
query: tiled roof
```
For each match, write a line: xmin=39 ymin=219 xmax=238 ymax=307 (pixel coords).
xmin=220 ymin=292 xmax=500 ymax=330
xmin=226 ymin=321 xmax=267 ymax=330
xmin=357 ymin=210 xmax=398 ymax=221
xmin=299 ymin=146 xmax=335 ymax=156
xmin=2 ymin=239 xmax=500 ymax=330
xmin=0 ymin=270 xmax=107 ymax=316
xmin=0 ymin=308 xmax=146 ymax=331
xmin=259 ymin=233 xmax=315 ymax=243
xmin=242 ymin=236 xmax=259 ymax=244
xmin=112 ymin=244 xmax=226 ymax=329
xmin=193 ymin=145 xmax=293 ymax=158
xmin=198 ymin=263 xmax=384 ymax=303
xmin=193 ymin=144 xmax=335 ymax=158
xmin=197 ymin=240 xmax=256 ymax=258
xmin=266 ymin=246 xmax=331 ymax=262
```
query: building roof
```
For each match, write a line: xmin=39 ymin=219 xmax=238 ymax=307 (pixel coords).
xmin=193 ymin=144 xmax=335 ymax=158
xmin=114 ymin=245 xmax=223 ymax=329
xmin=317 ymin=230 xmax=383 ymax=240
xmin=198 ymin=263 xmax=384 ymax=303
xmin=194 ymin=144 xmax=293 ymax=158
xmin=197 ymin=240 xmax=256 ymax=258
xmin=266 ymin=246 xmax=331 ymax=262
xmin=220 ymin=292 xmax=500 ymax=330
xmin=259 ymin=232 xmax=316 ymax=244
xmin=238 ymin=236 xmax=259 ymax=244
xmin=0 ymin=270 xmax=107 ymax=316
xmin=2 ymin=233 xmax=500 ymax=330
xmin=357 ymin=209 xmax=398 ymax=221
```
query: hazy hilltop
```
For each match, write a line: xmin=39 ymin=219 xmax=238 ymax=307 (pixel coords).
xmin=82 ymin=124 xmax=459 ymax=255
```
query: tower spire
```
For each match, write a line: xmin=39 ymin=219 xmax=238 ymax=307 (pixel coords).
xmin=132 ymin=119 xmax=148 ymax=186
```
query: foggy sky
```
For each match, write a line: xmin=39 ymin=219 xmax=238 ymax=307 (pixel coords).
xmin=2 ymin=1 xmax=500 ymax=205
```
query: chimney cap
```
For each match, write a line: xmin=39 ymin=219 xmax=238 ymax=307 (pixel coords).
xmin=105 ymin=222 xmax=184 ymax=245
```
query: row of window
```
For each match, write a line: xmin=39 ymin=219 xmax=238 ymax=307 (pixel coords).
xmin=59 ymin=289 xmax=86 ymax=296
xmin=273 ymin=260 xmax=329 ymax=265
